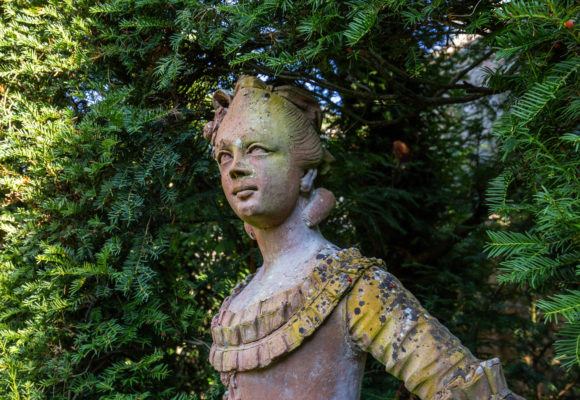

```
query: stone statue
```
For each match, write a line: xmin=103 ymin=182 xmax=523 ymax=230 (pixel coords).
xmin=203 ymin=76 xmax=522 ymax=400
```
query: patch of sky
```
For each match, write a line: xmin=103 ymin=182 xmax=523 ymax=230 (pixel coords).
xmin=85 ymin=89 xmax=105 ymax=106
xmin=259 ymin=26 xmax=277 ymax=34
xmin=66 ymin=82 xmax=107 ymax=113
xmin=329 ymin=59 xmax=338 ymax=75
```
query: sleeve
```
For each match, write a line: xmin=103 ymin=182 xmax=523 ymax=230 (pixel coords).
xmin=346 ymin=266 xmax=523 ymax=400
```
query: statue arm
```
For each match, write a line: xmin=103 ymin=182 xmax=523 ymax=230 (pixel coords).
xmin=346 ymin=266 xmax=522 ymax=399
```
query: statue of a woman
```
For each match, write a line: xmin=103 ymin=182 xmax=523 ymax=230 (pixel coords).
xmin=203 ymin=76 xmax=521 ymax=400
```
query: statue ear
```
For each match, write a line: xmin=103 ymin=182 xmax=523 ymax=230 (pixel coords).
xmin=300 ymin=169 xmax=318 ymax=193
xmin=204 ymin=90 xmax=233 ymax=145
xmin=212 ymin=89 xmax=232 ymax=109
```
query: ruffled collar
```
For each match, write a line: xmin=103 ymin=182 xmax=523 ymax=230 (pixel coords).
xmin=209 ymin=247 xmax=381 ymax=372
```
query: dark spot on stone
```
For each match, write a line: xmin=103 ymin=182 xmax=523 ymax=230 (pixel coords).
xmin=392 ymin=342 xmax=399 ymax=361
xmin=359 ymin=301 xmax=365 ymax=306
xmin=299 ymin=327 xmax=305 ymax=334
xmin=379 ymin=315 xmax=386 ymax=323
xmin=354 ymin=307 xmax=361 ymax=315
xmin=316 ymin=253 xmax=324 ymax=259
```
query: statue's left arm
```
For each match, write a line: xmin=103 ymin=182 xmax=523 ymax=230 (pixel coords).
xmin=346 ymin=265 xmax=523 ymax=400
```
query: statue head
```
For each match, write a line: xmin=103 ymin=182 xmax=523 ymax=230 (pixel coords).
xmin=204 ymin=76 xmax=335 ymax=232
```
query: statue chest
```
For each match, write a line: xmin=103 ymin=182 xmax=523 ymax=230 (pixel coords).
xmin=223 ymin=299 xmax=366 ymax=400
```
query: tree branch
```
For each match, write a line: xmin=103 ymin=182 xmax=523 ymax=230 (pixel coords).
xmin=184 ymin=338 xmax=211 ymax=350
xmin=312 ymin=89 xmax=414 ymax=128
xmin=366 ymin=47 xmax=496 ymax=96
xmin=415 ymin=93 xmax=490 ymax=105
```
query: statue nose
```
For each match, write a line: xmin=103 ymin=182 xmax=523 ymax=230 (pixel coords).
xmin=229 ymin=162 xmax=252 ymax=179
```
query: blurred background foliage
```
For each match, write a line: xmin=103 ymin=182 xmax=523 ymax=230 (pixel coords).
xmin=0 ymin=0 xmax=578 ymax=399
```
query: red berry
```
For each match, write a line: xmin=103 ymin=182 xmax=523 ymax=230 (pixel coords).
xmin=389 ymin=283 xmax=395 ymax=288
xmin=564 ymin=19 xmax=574 ymax=28
xmin=347 ymin=47 xmax=353 ymax=53
xmin=554 ymin=42 xmax=562 ymax=48
xmin=346 ymin=276 xmax=352 ymax=282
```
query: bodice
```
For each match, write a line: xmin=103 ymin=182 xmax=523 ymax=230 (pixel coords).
xmin=230 ymin=298 xmax=367 ymax=400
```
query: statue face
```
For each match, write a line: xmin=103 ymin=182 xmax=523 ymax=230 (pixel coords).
xmin=214 ymin=93 xmax=302 ymax=229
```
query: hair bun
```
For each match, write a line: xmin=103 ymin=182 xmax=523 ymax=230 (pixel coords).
xmin=302 ymin=188 xmax=336 ymax=228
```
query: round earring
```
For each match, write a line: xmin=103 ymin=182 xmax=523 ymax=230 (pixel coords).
xmin=244 ymin=222 xmax=256 ymax=240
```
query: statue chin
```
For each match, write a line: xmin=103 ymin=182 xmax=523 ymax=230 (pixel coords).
xmin=234 ymin=206 xmax=294 ymax=231
xmin=237 ymin=189 xmax=335 ymax=235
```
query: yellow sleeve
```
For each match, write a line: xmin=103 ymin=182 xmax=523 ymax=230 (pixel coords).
xmin=346 ymin=266 xmax=521 ymax=400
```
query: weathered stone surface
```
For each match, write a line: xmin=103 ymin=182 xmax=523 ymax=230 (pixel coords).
xmin=204 ymin=76 xmax=522 ymax=400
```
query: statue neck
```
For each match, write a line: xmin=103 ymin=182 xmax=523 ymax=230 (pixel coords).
xmin=254 ymin=196 xmax=330 ymax=276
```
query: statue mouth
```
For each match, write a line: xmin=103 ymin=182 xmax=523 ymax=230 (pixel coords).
xmin=233 ymin=185 xmax=258 ymax=199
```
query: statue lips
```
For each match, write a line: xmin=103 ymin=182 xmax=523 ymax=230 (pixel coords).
xmin=233 ymin=185 xmax=258 ymax=200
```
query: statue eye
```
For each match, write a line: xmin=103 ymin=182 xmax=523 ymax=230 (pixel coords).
xmin=217 ymin=152 xmax=233 ymax=165
xmin=248 ymin=145 xmax=269 ymax=155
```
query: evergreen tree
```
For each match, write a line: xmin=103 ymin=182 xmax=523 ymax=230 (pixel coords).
xmin=0 ymin=1 xmax=578 ymax=399
xmin=0 ymin=1 xmax=236 ymax=398
xmin=484 ymin=0 xmax=580 ymax=371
